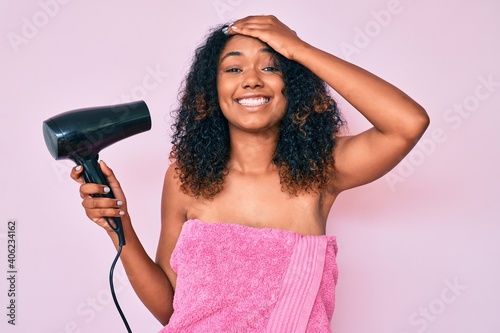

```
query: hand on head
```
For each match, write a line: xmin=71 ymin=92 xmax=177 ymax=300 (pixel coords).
xmin=224 ymin=15 xmax=306 ymax=61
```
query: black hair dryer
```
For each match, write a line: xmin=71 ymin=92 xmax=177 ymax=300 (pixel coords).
xmin=42 ymin=100 xmax=152 ymax=246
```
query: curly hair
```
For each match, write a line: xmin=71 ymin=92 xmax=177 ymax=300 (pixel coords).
xmin=170 ymin=24 xmax=345 ymax=198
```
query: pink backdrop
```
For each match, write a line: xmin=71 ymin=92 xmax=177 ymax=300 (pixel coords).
xmin=1 ymin=0 xmax=499 ymax=332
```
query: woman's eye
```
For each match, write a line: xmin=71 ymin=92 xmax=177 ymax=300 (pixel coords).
xmin=225 ymin=68 xmax=241 ymax=73
xmin=263 ymin=67 xmax=279 ymax=72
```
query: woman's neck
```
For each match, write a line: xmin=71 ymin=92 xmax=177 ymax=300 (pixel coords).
xmin=227 ymin=128 xmax=278 ymax=174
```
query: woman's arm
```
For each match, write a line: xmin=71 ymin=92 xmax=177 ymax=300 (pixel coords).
xmin=71 ymin=161 xmax=174 ymax=325
xmin=228 ymin=15 xmax=430 ymax=193
xmin=292 ymin=43 xmax=430 ymax=193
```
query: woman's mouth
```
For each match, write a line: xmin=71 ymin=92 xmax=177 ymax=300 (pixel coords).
xmin=236 ymin=97 xmax=270 ymax=107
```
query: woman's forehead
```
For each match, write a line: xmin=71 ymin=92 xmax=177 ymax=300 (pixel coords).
xmin=220 ymin=35 xmax=272 ymax=61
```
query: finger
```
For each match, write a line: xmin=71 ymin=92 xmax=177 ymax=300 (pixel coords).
xmin=231 ymin=15 xmax=277 ymax=33
xmin=86 ymin=208 xmax=126 ymax=222
xmin=98 ymin=160 xmax=126 ymax=201
xmin=70 ymin=165 xmax=85 ymax=184
xmin=79 ymin=183 xmax=114 ymax=199
xmin=232 ymin=15 xmax=275 ymax=27
xmin=82 ymin=197 xmax=124 ymax=210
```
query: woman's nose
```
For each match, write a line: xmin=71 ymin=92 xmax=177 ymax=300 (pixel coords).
xmin=241 ymin=69 xmax=264 ymax=89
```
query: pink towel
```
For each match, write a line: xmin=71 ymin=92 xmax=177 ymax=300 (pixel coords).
xmin=159 ymin=219 xmax=338 ymax=333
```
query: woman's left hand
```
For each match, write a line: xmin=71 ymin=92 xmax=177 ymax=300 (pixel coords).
xmin=226 ymin=15 xmax=307 ymax=61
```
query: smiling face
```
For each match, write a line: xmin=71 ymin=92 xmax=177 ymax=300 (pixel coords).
xmin=217 ymin=35 xmax=287 ymax=134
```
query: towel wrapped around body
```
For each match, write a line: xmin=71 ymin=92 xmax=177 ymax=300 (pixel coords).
xmin=159 ymin=219 xmax=339 ymax=333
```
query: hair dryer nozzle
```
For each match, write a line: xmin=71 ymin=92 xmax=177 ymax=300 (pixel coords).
xmin=42 ymin=100 xmax=151 ymax=161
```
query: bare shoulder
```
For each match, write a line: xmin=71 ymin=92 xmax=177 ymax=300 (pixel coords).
xmin=161 ymin=162 xmax=189 ymax=228
xmin=155 ymin=162 xmax=189 ymax=288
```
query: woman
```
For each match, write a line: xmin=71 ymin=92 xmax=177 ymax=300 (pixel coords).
xmin=71 ymin=15 xmax=429 ymax=332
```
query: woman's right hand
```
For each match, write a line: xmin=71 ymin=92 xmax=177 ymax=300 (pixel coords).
xmin=72 ymin=161 xmax=175 ymax=322
xmin=70 ymin=160 xmax=129 ymax=234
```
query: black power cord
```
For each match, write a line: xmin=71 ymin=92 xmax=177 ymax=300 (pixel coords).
xmin=109 ymin=244 xmax=132 ymax=332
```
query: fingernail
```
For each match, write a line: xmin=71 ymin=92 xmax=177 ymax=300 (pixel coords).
xmin=117 ymin=200 xmax=123 ymax=206
xmin=75 ymin=165 xmax=82 ymax=171
xmin=231 ymin=25 xmax=238 ymax=30
xmin=222 ymin=26 xmax=230 ymax=35
xmin=103 ymin=187 xmax=111 ymax=193
xmin=119 ymin=211 xmax=125 ymax=216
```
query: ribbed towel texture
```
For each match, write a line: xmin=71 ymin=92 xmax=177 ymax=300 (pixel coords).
xmin=159 ymin=219 xmax=338 ymax=333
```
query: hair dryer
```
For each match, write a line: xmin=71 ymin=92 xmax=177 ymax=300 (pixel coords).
xmin=42 ymin=100 xmax=152 ymax=246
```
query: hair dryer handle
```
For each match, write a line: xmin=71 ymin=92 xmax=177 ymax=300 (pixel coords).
xmin=78 ymin=157 xmax=126 ymax=246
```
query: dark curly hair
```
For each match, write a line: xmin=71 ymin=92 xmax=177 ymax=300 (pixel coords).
xmin=170 ymin=24 xmax=345 ymax=198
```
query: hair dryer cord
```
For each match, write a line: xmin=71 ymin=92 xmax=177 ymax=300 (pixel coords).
xmin=109 ymin=233 xmax=132 ymax=333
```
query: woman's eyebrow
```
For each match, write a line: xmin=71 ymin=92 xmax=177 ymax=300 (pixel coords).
xmin=261 ymin=47 xmax=273 ymax=54
xmin=220 ymin=51 xmax=242 ymax=62
xmin=220 ymin=47 xmax=273 ymax=62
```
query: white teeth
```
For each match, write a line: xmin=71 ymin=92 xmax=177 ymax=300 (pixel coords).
xmin=237 ymin=97 xmax=270 ymax=106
